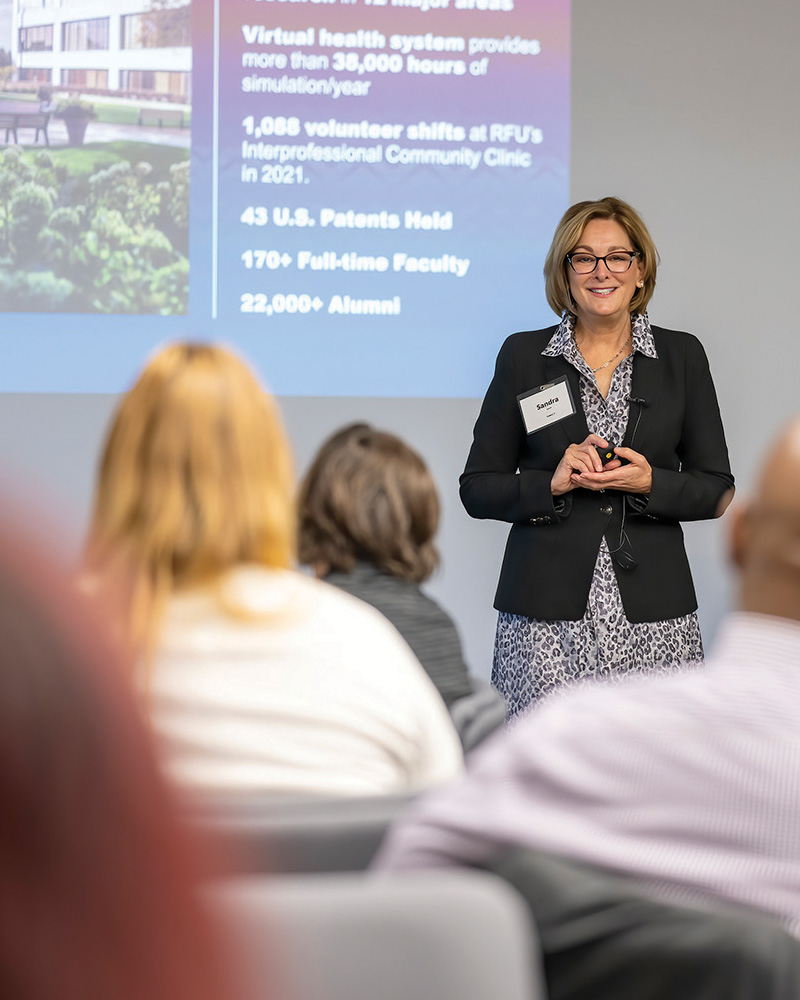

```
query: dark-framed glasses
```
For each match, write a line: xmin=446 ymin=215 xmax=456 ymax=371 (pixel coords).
xmin=566 ymin=250 xmax=641 ymax=274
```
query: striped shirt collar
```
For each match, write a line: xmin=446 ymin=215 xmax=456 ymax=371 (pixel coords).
xmin=542 ymin=312 xmax=659 ymax=361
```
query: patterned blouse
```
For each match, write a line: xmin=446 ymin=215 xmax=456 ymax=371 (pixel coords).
xmin=493 ymin=313 xmax=703 ymax=720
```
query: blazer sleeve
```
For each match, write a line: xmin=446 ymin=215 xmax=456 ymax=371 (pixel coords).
xmin=459 ymin=335 xmax=564 ymax=525
xmin=645 ymin=334 xmax=734 ymax=521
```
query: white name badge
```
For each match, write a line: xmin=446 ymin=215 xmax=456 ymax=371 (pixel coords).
xmin=517 ymin=376 xmax=576 ymax=434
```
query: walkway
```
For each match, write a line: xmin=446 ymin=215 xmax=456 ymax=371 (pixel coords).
xmin=0 ymin=103 xmax=190 ymax=150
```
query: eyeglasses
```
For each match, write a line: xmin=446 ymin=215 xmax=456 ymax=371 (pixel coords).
xmin=566 ymin=251 xmax=641 ymax=274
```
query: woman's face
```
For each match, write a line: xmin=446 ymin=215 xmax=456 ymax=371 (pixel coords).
xmin=567 ymin=218 xmax=644 ymax=328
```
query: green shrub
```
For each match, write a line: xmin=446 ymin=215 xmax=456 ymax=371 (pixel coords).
xmin=0 ymin=144 xmax=189 ymax=314
xmin=9 ymin=183 xmax=55 ymax=263
xmin=0 ymin=268 xmax=75 ymax=311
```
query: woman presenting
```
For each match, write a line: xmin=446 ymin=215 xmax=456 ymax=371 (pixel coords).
xmin=461 ymin=197 xmax=734 ymax=718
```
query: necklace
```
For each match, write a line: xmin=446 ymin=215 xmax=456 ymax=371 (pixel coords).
xmin=584 ymin=333 xmax=633 ymax=373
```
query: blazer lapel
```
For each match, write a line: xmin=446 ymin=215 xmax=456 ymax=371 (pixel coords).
xmin=622 ymin=353 xmax=663 ymax=449
xmin=543 ymin=355 xmax=589 ymax=448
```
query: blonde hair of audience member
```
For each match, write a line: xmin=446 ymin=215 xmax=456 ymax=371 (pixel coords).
xmin=85 ymin=342 xmax=294 ymax=662
xmin=0 ymin=525 xmax=237 ymax=1000
xmin=298 ymin=422 xmax=439 ymax=583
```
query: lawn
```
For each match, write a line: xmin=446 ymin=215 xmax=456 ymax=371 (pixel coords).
xmin=19 ymin=140 xmax=189 ymax=179
xmin=11 ymin=139 xmax=189 ymax=179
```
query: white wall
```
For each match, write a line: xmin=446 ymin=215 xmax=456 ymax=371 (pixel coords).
xmin=2 ymin=0 xmax=799 ymax=677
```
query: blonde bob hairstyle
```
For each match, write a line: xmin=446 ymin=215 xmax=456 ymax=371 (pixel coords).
xmin=543 ymin=196 xmax=660 ymax=318
xmin=298 ymin=423 xmax=439 ymax=583
xmin=85 ymin=342 xmax=295 ymax=655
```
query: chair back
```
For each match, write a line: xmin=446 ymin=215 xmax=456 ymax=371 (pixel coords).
xmin=212 ymin=869 xmax=547 ymax=1000
xmin=198 ymin=793 xmax=414 ymax=874
xmin=449 ymin=681 xmax=506 ymax=751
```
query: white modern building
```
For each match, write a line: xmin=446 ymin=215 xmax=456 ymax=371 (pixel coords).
xmin=11 ymin=0 xmax=191 ymax=100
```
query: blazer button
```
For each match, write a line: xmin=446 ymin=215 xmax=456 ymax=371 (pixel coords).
xmin=600 ymin=504 xmax=613 ymax=516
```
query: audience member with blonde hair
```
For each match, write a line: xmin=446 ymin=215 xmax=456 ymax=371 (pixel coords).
xmin=85 ymin=343 xmax=463 ymax=800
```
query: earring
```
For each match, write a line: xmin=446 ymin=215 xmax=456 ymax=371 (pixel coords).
xmin=636 ymin=281 xmax=644 ymax=288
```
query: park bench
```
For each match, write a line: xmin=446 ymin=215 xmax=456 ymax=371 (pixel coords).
xmin=137 ymin=107 xmax=186 ymax=128
xmin=0 ymin=110 xmax=51 ymax=146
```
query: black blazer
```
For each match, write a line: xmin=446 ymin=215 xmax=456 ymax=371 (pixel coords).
xmin=460 ymin=325 xmax=734 ymax=623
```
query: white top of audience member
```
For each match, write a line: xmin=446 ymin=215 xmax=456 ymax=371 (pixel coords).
xmin=148 ymin=565 xmax=464 ymax=800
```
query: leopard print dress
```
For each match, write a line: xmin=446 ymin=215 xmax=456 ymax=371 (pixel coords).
xmin=493 ymin=314 xmax=703 ymax=721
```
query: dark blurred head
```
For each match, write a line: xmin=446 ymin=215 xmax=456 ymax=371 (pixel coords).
xmin=298 ymin=423 xmax=440 ymax=583
xmin=0 ymin=526 xmax=233 ymax=1000
xmin=730 ymin=416 xmax=800 ymax=623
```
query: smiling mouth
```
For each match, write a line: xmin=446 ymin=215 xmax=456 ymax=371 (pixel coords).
xmin=588 ymin=288 xmax=616 ymax=296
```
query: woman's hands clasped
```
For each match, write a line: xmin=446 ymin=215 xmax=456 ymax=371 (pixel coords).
xmin=551 ymin=434 xmax=652 ymax=496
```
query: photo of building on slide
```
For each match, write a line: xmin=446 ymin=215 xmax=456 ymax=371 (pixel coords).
xmin=0 ymin=0 xmax=191 ymax=314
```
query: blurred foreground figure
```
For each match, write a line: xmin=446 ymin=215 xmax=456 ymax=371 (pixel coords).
xmin=85 ymin=343 xmax=462 ymax=799
xmin=0 ymin=527 xmax=233 ymax=1000
xmin=377 ymin=417 xmax=800 ymax=934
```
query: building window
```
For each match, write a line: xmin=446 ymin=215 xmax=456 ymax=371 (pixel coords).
xmin=18 ymin=68 xmax=53 ymax=84
xmin=120 ymin=6 xmax=190 ymax=49
xmin=19 ymin=24 xmax=54 ymax=52
xmin=62 ymin=18 xmax=109 ymax=51
xmin=61 ymin=68 xmax=109 ymax=90
xmin=120 ymin=69 xmax=190 ymax=101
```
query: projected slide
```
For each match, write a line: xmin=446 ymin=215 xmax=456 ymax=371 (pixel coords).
xmin=0 ymin=0 xmax=569 ymax=395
